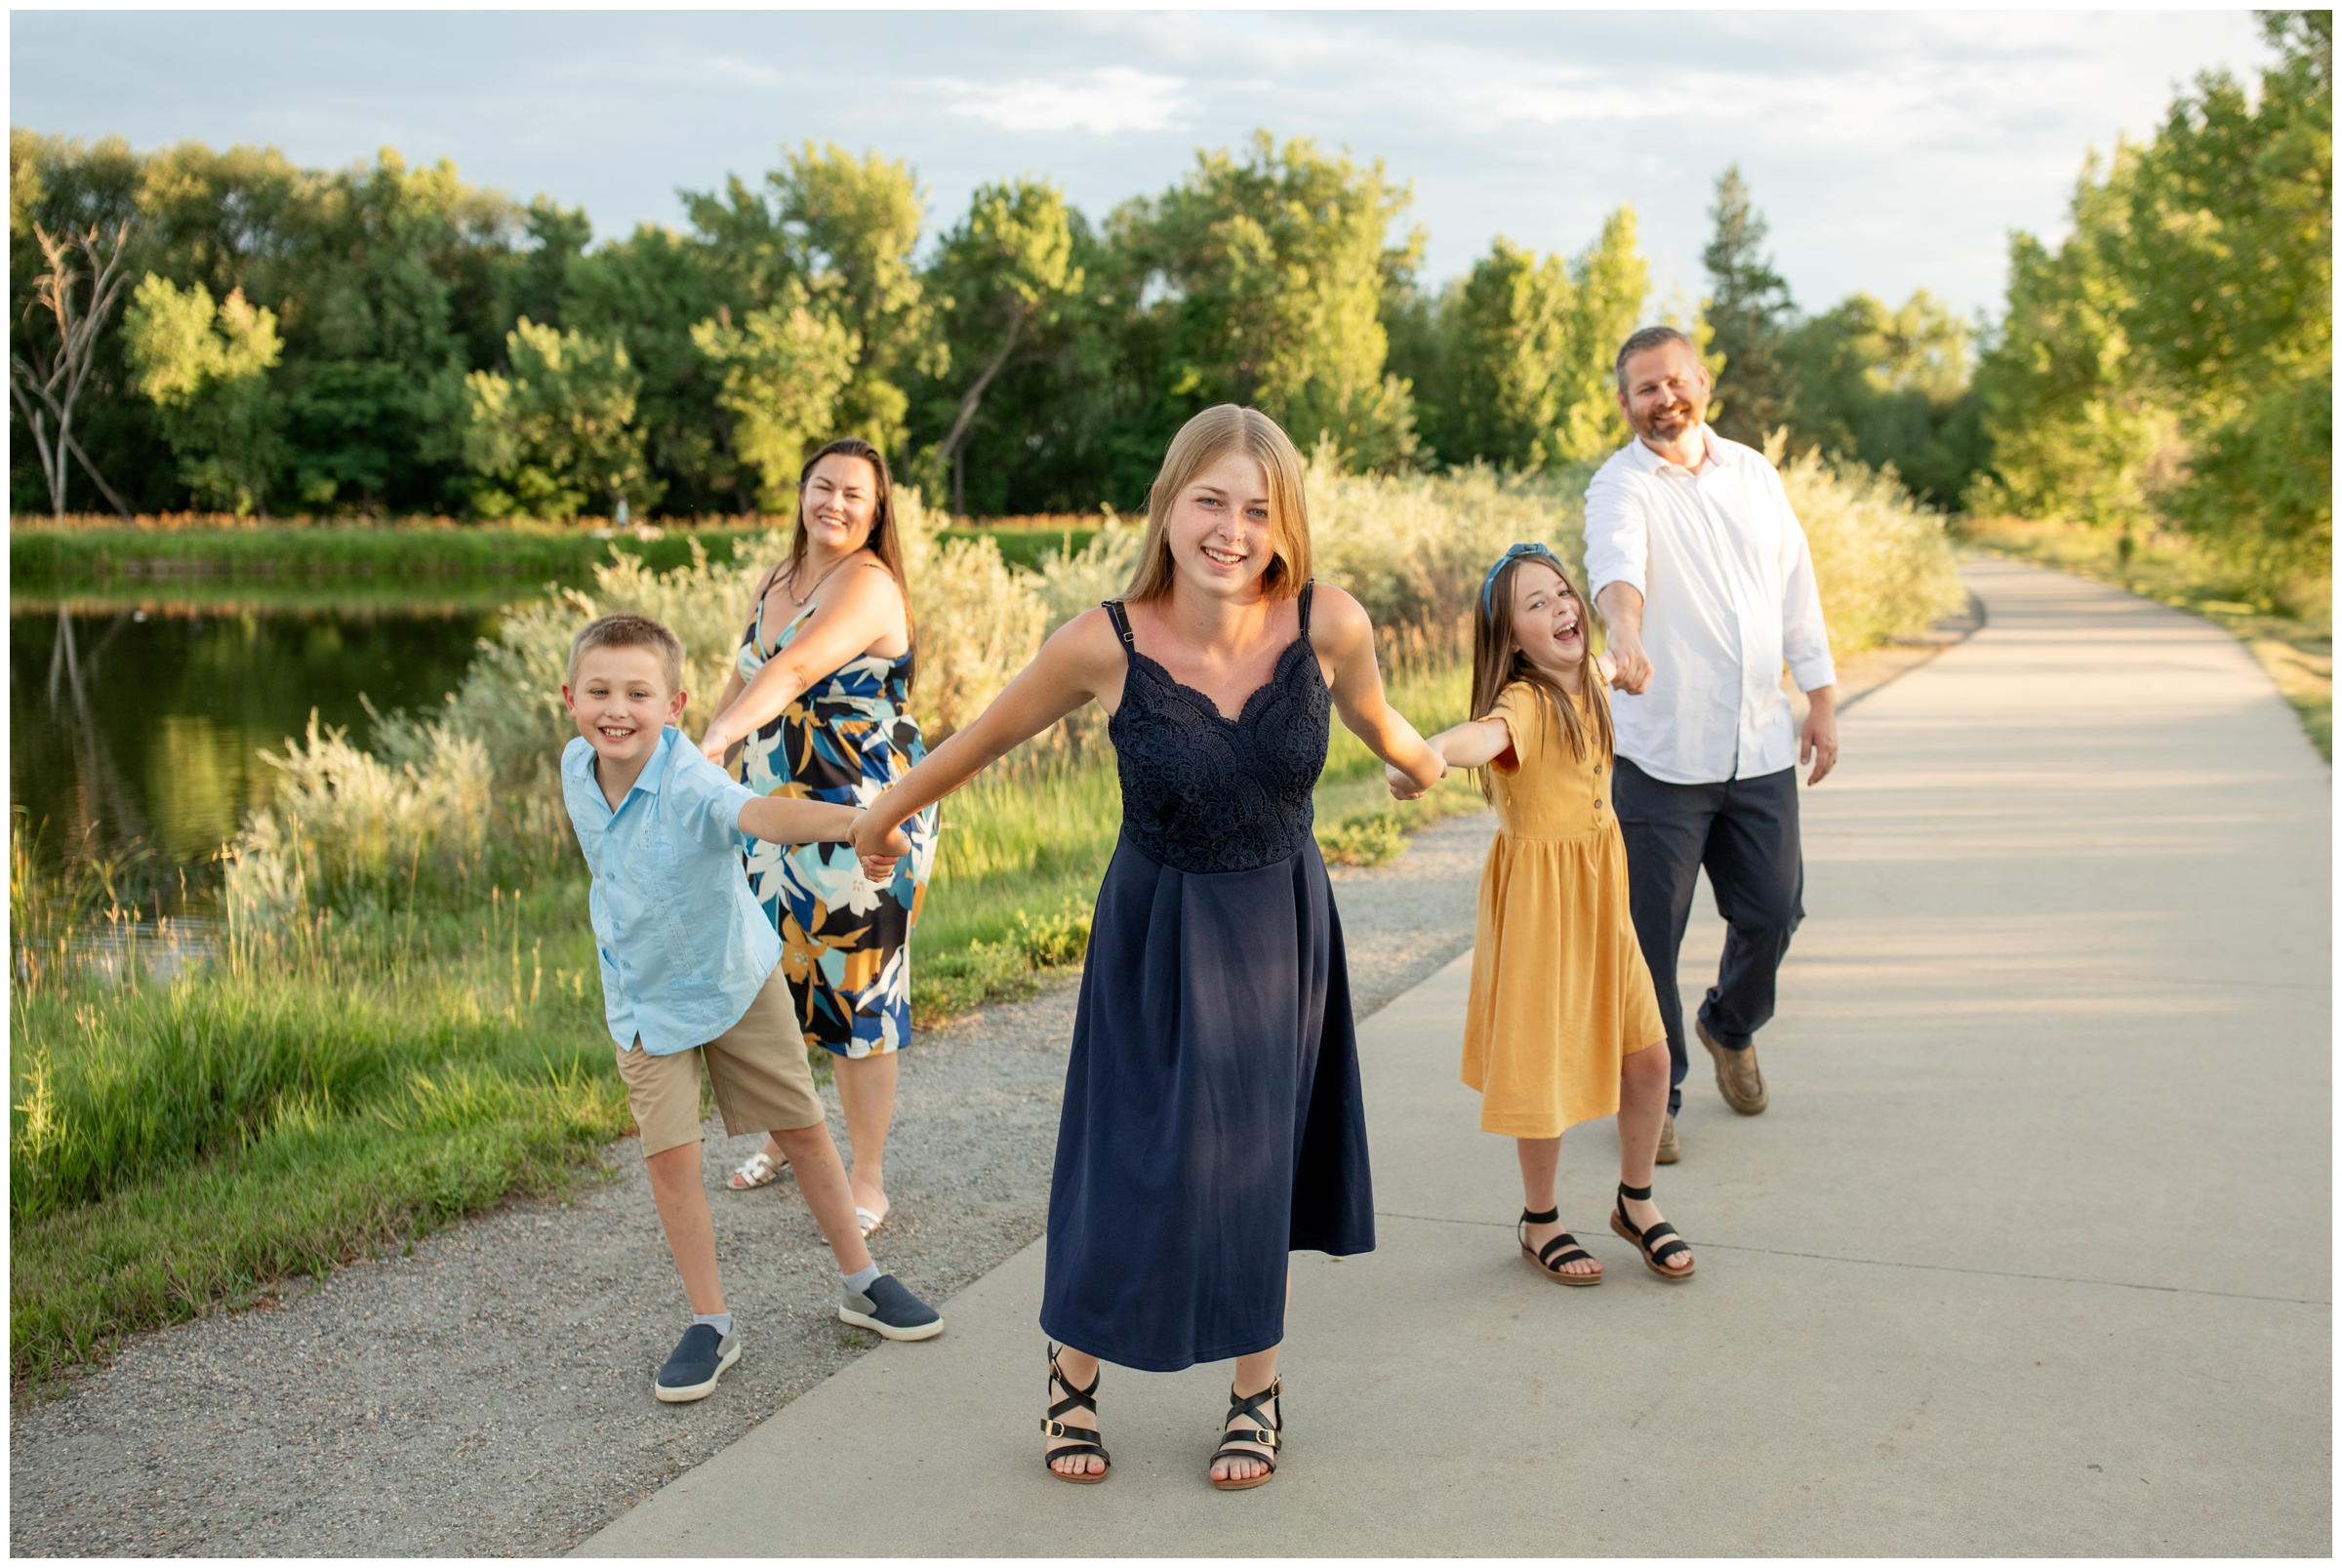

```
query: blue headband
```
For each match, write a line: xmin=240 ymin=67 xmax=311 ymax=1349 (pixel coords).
xmin=1480 ymin=542 xmax=1562 ymax=617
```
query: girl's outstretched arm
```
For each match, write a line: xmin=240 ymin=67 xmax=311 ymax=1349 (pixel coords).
xmin=1387 ymin=717 xmax=1510 ymax=799
xmin=850 ymin=607 xmax=1128 ymax=864
xmin=1311 ymin=585 xmax=1446 ymax=793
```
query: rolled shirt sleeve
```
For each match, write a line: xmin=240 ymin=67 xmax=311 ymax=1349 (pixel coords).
xmin=1582 ymin=463 xmax=1649 ymax=603
xmin=1772 ymin=471 xmax=1838 ymax=694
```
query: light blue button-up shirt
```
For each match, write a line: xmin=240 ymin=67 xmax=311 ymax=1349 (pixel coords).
xmin=560 ymin=727 xmax=781 ymax=1055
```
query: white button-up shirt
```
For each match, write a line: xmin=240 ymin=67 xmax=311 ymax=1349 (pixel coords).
xmin=1583 ymin=427 xmax=1836 ymax=785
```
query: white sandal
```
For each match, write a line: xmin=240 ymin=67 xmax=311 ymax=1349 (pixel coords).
xmin=727 ymin=1149 xmax=784 ymax=1191
xmin=856 ymin=1204 xmax=887 ymax=1238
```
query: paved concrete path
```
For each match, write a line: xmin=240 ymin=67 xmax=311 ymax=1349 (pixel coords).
xmin=579 ymin=559 xmax=2329 ymax=1556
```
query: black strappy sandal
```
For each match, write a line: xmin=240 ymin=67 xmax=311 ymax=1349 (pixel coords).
xmin=1609 ymin=1183 xmax=1696 ymax=1280
xmin=1517 ymin=1205 xmax=1602 ymax=1285
xmin=1209 ymin=1377 xmax=1282 ymax=1492
xmin=1041 ymin=1344 xmax=1110 ymax=1483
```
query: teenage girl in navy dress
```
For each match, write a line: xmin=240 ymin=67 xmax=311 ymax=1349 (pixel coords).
xmin=853 ymin=406 xmax=1446 ymax=1490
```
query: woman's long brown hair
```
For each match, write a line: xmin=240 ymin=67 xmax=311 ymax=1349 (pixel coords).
xmin=1469 ymin=553 xmax=1614 ymax=801
xmin=781 ymin=436 xmax=915 ymax=688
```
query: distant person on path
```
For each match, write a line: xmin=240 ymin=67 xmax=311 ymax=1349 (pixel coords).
xmin=700 ymin=439 xmax=937 ymax=1239
xmin=1392 ymin=543 xmax=1692 ymax=1284
xmin=1586 ymin=326 xmax=1838 ymax=1162
xmin=850 ymin=406 xmax=1447 ymax=1490
xmin=559 ymin=614 xmax=941 ymax=1405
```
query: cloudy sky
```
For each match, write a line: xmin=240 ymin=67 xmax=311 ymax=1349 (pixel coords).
xmin=12 ymin=8 xmax=2271 ymax=320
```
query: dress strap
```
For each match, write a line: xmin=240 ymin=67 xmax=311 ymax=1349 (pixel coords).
xmin=1102 ymin=599 xmax=1137 ymax=658
xmin=1297 ymin=580 xmax=1316 ymax=637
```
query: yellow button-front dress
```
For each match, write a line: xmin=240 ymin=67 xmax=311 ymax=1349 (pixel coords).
xmin=1461 ymin=679 xmax=1668 ymax=1138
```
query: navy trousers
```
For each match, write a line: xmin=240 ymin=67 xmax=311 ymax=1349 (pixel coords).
xmin=1612 ymin=759 xmax=1804 ymax=1116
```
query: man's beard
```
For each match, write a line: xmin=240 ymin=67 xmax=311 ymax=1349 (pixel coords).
xmin=1636 ymin=400 xmax=1700 ymax=441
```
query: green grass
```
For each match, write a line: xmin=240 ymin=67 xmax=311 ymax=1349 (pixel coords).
xmin=1961 ymin=518 xmax=2332 ymax=761
xmin=12 ymin=518 xmax=1099 ymax=591
xmin=9 ymin=878 xmax=629 ymax=1397
xmin=935 ymin=525 xmax=1098 ymax=573
xmin=9 ymin=521 xmax=776 ymax=590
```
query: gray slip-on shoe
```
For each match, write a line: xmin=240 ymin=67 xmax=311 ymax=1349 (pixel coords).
xmin=840 ymin=1274 xmax=944 ymax=1341
xmin=655 ymin=1323 xmax=741 ymax=1402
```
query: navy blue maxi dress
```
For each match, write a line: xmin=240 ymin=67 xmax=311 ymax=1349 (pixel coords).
xmin=1040 ymin=583 xmax=1376 ymax=1373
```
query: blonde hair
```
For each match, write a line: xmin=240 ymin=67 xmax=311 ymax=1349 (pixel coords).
xmin=567 ymin=613 xmax=685 ymax=694
xmin=1123 ymin=405 xmax=1312 ymax=603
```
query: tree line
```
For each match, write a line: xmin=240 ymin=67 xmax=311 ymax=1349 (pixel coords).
xmin=9 ymin=11 xmax=2327 ymax=594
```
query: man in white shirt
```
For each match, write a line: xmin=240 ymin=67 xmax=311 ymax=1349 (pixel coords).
xmin=1584 ymin=325 xmax=1840 ymax=1163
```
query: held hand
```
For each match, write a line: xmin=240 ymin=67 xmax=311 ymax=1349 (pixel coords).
xmin=1799 ymin=691 xmax=1840 ymax=785
xmin=698 ymin=722 xmax=731 ymax=766
xmin=849 ymin=808 xmax=913 ymax=866
xmin=1386 ymin=761 xmax=1427 ymax=801
xmin=1605 ymin=630 xmax=1653 ymax=695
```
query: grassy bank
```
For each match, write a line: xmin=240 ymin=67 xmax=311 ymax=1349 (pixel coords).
xmin=11 ymin=513 xmax=1097 ymax=589
xmin=1961 ymin=517 xmax=2333 ymax=760
xmin=9 ymin=868 xmax=626 ymax=1396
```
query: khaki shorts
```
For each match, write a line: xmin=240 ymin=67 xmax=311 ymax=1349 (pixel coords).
xmin=616 ymin=968 xmax=825 ymax=1157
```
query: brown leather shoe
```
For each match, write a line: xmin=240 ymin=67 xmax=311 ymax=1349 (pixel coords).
xmin=1698 ymin=1018 xmax=1767 ymax=1114
xmin=1655 ymin=1111 xmax=1680 ymax=1164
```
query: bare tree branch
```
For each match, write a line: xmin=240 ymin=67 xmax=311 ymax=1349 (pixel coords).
xmin=10 ymin=221 xmax=135 ymax=517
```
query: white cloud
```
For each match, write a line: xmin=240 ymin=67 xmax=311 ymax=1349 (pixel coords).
xmin=938 ymin=65 xmax=1185 ymax=135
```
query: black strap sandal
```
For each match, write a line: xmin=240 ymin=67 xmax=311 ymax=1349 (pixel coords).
xmin=1209 ymin=1376 xmax=1282 ymax=1491
xmin=1040 ymin=1344 xmax=1110 ymax=1483
xmin=1609 ymin=1182 xmax=1696 ymax=1280
xmin=1517 ymin=1205 xmax=1602 ymax=1285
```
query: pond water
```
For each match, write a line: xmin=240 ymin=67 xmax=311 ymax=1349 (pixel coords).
xmin=10 ymin=594 xmax=505 ymax=892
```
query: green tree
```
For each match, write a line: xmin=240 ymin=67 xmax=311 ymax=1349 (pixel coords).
xmin=1397 ymin=209 xmax=1646 ymax=471
xmin=14 ymin=134 xmax=549 ymax=515
xmin=563 ymin=222 xmax=744 ymax=513
xmin=1116 ymin=132 xmax=1423 ymax=471
xmin=1781 ymin=290 xmax=1987 ymax=507
xmin=689 ymin=282 xmax=859 ymax=509
xmin=923 ymin=178 xmax=1086 ymax=513
xmin=120 ymin=273 xmax=289 ymax=514
xmin=462 ymin=317 xmax=654 ymax=518
xmin=2117 ymin=10 xmax=2331 ymax=576
xmin=1702 ymin=165 xmax=1798 ymax=445
xmin=1977 ymin=13 xmax=2329 ymax=590
xmin=684 ymin=143 xmax=935 ymax=462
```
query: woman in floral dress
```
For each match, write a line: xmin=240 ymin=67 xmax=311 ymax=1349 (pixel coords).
xmin=699 ymin=438 xmax=938 ymax=1236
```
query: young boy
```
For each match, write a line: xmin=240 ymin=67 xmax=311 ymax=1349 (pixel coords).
xmin=560 ymin=613 xmax=941 ymax=1403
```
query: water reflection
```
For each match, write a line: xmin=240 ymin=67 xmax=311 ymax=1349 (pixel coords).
xmin=10 ymin=598 xmax=502 ymax=893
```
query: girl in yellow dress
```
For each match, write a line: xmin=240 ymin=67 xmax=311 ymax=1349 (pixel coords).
xmin=1392 ymin=543 xmax=1693 ymax=1285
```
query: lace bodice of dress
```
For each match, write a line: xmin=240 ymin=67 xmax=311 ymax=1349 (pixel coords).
xmin=1104 ymin=585 xmax=1330 ymax=875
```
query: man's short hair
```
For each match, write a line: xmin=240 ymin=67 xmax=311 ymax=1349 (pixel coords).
xmin=1614 ymin=325 xmax=1700 ymax=395
xmin=566 ymin=613 xmax=685 ymax=694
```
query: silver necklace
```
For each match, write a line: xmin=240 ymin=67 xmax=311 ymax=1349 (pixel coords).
xmin=783 ymin=552 xmax=856 ymax=607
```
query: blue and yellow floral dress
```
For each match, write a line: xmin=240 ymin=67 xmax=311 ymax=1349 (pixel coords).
xmin=736 ymin=585 xmax=940 ymax=1059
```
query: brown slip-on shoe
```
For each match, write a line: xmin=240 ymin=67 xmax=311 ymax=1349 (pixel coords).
xmin=1697 ymin=1018 xmax=1767 ymax=1114
xmin=1655 ymin=1110 xmax=1680 ymax=1164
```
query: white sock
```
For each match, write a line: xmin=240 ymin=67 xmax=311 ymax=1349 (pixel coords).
xmin=842 ymin=1264 xmax=881 ymax=1295
xmin=693 ymin=1311 xmax=733 ymax=1338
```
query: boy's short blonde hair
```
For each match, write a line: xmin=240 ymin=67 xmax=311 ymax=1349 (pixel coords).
xmin=566 ymin=614 xmax=685 ymax=693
